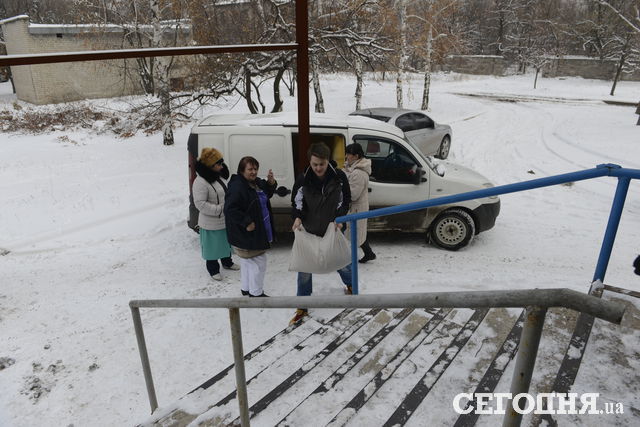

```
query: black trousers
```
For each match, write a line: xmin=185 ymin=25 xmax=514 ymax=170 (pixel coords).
xmin=206 ymin=257 xmax=233 ymax=275
xmin=361 ymin=240 xmax=375 ymax=256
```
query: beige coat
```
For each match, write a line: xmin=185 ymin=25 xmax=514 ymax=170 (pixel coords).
xmin=344 ymin=157 xmax=372 ymax=246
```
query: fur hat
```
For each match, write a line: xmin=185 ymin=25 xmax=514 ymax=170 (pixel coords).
xmin=199 ymin=147 xmax=223 ymax=167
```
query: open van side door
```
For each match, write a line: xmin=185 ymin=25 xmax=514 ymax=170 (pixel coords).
xmin=350 ymin=133 xmax=431 ymax=230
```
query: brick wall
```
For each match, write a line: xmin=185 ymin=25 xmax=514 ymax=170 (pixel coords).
xmin=440 ymin=54 xmax=640 ymax=82
xmin=543 ymin=56 xmax=640 ymax=81
xmin=440 ymin=55 xmax=510 ymax=76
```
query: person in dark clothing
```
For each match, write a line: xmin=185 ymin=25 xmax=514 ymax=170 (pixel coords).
xmin=290 ymin=142 xmax=352 ymax=324
xmin=224 ymin=156 xmax=277 ymax=297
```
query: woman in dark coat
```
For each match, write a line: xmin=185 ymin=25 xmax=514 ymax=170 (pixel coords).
xmin=224 ymin=156 xmax=277 ymax=297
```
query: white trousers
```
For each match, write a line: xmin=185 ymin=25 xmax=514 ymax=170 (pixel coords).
xmin=239 ymin=254 xmax=267 ymax=296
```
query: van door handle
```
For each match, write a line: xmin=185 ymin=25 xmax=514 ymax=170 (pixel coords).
xmin=276 ymin=186 xmax=291 ymax=197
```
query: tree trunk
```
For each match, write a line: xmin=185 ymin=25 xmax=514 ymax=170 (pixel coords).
xmin=396 ymin=0 xmax=408 ymax=108
xmin=9 ymin=74 xmax=16 ymax=94
xmin=421 ymin=24 xmax=433 ymax=111
xmin=271 ymin=66 xmax=285 ymax=113
xmin=610 ymin=53 xmax=626 ymax=96
xmin=311 ymin=54 xmax=325 ymax=113
xmin=354 ymin=54 xmax=363 ymax=110
xmin=245 ymin=70 xmax=259 ymax=114
xmin=534 ymin=67 xmax=539 ymax=89
xmin=283 ymin=69 xmax=296 ymax=97
xmin=151 ymin=0 xmax=174 ymax=145
xmin=496 ymin=6 xmax=505 ymax=55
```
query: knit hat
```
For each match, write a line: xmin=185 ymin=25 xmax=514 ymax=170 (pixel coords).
xmin=199 ymin=147 xmax=224 ymax=167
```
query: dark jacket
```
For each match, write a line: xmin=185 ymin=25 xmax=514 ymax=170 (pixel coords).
xmin=224 ymin=174 xmax=277 ymax=251
xmin=291 ymin=163 xmax=351 ymax=237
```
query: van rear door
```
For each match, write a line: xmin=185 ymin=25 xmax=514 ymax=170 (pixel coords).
xmin=226 ymin=130 xmax=294 ymax=210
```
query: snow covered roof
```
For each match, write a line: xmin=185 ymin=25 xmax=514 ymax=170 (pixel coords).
xmin=28 ymin=21 xmax=191 ymax=35
xmin=0 ymin=15 xmax=190 ymax=35
xmin=447 ymin=54 xmax=504 ymax=59
xmin=0 ymin=15 xmax=29 ymax=26
xmin=196 ymin=112 xmax=405 ymax=138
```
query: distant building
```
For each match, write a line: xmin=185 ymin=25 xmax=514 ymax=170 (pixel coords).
xmin=0 ymin=15 xmax=191 ymax=105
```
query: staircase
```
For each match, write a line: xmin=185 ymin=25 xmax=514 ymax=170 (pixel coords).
xmin=139 ymin=292 xmax=639 ymax=427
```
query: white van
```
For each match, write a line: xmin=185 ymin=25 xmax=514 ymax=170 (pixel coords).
xmin=187 ymin=112 xmax=500 ymax=250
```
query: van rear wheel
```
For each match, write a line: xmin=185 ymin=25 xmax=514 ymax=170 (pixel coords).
xmin=429 ymin=209 xmax=475 ymax=251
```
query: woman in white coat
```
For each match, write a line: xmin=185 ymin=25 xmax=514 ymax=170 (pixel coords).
xmin=192 ymin=147 xmax=239 ymax=281
xmin=344 ymin=143 xmax=377 ymax=263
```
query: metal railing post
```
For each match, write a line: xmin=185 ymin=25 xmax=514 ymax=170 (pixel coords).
xmin=350 ymin=220 xmax=359 ymax=295
xmin=229 ymin=308 xmax=250 ymax=427
xmin=130 ymin=306 xmax=158 ymax=412
xmin=503 ymin=306 xmax=547 ymax=427
xmin=593 ymin=176 xmax=631 ymax=282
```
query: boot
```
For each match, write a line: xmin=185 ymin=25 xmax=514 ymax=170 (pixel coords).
xmin=358 ymin=253 xmax=376 ymax=263
xmin=359 ymin=241 xmax=376 ymax=263
xmin=289 ymin=309 xmax=308 ymax=325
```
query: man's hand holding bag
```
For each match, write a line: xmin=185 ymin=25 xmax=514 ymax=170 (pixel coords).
xmin=289 ymin=223 xmax=351 ymax=274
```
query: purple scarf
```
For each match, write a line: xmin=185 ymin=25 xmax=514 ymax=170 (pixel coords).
xmin=256 ymin=189 xmax=273 ymax=243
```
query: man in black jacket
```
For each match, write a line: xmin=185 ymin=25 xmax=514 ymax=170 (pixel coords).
xmin=290 ymin=143 xmax=352 ymax=324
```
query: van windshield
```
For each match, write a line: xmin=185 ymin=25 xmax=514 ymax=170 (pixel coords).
xmin=402 ymin=134 xmax=435 ymax=170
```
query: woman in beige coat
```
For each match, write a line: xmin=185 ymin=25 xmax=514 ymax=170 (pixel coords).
xmin=344 ymin=143 xmax=376 ymax=263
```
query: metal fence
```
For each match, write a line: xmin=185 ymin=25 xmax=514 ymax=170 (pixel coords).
xmin=129 ymin=163 xmax=638 ymax=426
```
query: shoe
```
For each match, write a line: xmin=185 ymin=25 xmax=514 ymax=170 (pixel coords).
xmin=249 ymin=293 xmax=269 ymax=297
xmin=289 ymin=309 xmax=308 ymax=325
xmin=358 ymin=253 xmax=376 ymax=263
xmin=223 ymin=264 xmax=240 ymax=271
xmin=344 ymin=286 xmax=353 ymax=295
xmin=241 ymin=290 xmax=250 ymax=296
xmin=211 ymin=273 xmax=223 ymax=281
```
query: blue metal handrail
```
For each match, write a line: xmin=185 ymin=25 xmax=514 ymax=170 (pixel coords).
xmin=336 ymin=164 xmax=640 ymax=294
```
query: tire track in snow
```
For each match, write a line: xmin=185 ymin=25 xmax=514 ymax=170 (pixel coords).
xmin=452 ymin=96 xmax=640 ymax=216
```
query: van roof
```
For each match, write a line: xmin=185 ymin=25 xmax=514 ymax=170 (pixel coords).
xmin=194 ymin=112 xmax=405 ymax=138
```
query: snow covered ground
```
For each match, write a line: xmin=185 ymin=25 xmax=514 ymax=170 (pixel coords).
xmin=1 ymin=72 xmax=639 ymax=426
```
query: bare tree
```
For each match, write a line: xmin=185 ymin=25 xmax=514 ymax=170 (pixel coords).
xmin=410 ymin=0 xmax=460 ymax=110
xmin=395 ymin=0 xmax=409 ymax=108
xmin=596 ymin=0 xmax=640 ymax=123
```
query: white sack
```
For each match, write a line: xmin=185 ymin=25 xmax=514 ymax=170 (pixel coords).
xmin=288 ymin=223 xmax=352 ymax=274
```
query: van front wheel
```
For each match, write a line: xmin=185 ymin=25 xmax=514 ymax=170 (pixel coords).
xmin=429 ymin=209 xmax=475 ymax=251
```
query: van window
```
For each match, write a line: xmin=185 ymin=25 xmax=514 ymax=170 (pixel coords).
xmin=354 ymin=137 xmax=419 ymax=184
